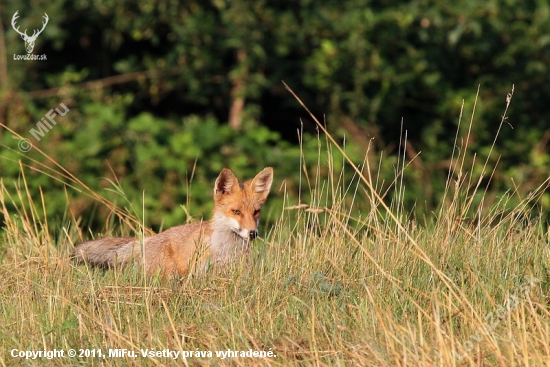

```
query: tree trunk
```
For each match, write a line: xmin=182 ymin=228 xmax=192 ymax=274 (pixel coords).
xmin=228 ymin=49 xmax=247 ymax=130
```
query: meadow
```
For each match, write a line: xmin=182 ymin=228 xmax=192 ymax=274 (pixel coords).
xmin=1 ymin=94 xmax=549 ymax=366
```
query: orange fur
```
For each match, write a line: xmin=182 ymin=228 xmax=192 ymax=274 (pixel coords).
xmin=72 ymin=167 xmax=273 ymax=276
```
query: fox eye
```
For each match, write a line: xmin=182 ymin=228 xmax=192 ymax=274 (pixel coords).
xmin=254 ymin=209 xmax=261 ymax=216
xmin=232 ymin=209 xmax=242 ymax=215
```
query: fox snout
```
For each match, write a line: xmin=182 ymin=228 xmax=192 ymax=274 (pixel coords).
xmin=237 ymin=227 xmax=259 ymax=241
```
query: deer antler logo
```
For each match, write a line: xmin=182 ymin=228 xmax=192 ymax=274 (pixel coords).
xmin=11 ymin=11 xmax=49 ymax=54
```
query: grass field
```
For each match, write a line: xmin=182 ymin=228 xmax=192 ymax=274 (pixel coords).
xmin=1 ymin=95 xmax=549 ymax=366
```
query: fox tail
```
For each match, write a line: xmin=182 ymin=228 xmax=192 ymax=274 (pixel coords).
xmin=72 ymin=237 xmax=137 ymax=268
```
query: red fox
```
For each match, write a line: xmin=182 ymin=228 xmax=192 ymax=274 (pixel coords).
xmin=72 ymin=167 xmax=273 ymax=276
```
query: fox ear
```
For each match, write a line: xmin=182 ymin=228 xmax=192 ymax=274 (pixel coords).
xmin=250 ymin=167 xmax=273 ymax=201
xmin=214 ymin=168 xmax=239 ymax=197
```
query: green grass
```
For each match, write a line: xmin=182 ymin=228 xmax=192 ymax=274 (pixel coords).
xmin=1 ymin=93 xmax=550 ymax=366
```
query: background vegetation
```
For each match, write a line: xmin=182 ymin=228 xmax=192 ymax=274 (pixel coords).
xmin=1 ymin=0 xmax=550 ymax=230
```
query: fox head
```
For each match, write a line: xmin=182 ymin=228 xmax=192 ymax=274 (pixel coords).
xmin=213 ymin=167 xmax=273 ymax=241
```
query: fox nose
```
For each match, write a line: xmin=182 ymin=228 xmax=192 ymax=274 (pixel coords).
xmin=249 ymin=230 xmax=258 ymax=240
